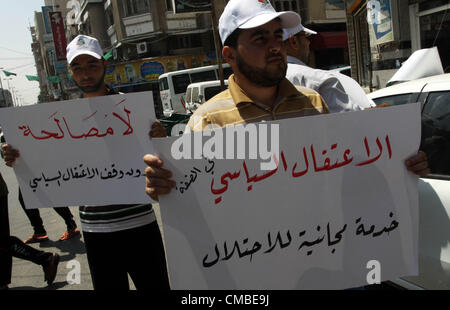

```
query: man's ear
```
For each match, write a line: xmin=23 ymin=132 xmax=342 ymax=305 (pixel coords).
xmin=287 ymin=35 xmax=299 ymax=51
xmin=222 ymin=46 xmax=235 ymax=65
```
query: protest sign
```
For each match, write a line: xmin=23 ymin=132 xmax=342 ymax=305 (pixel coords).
xmin=154 ymin=103 xmax=421 ymax=289
xmin=0 ymin=91 xmax=155 ymax=208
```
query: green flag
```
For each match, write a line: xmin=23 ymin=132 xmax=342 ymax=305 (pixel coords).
xmin=47 ymin=76 xmax=61 ymax=83
xmin=2 ymin=70 xmax=17 ymax=77
xmin=104 ymin=49 xmax=113 ymax=60
xmin=26 ymin=75 xmax=39 ymax=81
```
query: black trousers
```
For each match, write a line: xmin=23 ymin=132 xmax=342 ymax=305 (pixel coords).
xmin=0 ymin=195 xmax=52 ymax=286
xmin=82 ymin=221 xmax=170 ymax=290
xmin=18 ymin=188 xmax=76 ymax=234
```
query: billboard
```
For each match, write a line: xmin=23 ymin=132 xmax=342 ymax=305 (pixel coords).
xmin=105 ymin=52 xmax=218 ymax=86
xmin=49 ymin=12 xmax=68 ymax=61
xmin=41 ymin=6 xmax=53 ymax=34
xmin=367 ymin=0 xmax=394 ymax=45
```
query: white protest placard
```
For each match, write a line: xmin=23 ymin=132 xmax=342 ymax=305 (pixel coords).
xmin=153 ymin=103 xmax=421 ymax=289
xmin=0 ymin=91 xmax=155 ymax=208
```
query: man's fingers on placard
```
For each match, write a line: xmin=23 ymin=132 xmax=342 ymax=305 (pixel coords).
xmin=145 ymin=187 xmax=159 ymax=201
xmin=405 ymin=151 xmax=427 ymax=166
xmin=416 ymin=168 xmax=430 ymax=177
xmin=145 ymin=186 xmax=172 ymax=200
xmin=146 ymin=176 xmax=176 ymax=188
xmin=5 ymin=160 xmax=15 ymax=167
xmin=407 ymin=160 xmax=429 ymax=172
xmin=143 ymin=154 xmax=163 ymax=167
xmin=144 ymin=166 xmax=172 ymax=179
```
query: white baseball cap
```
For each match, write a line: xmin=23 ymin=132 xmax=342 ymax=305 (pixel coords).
xmin=283 ymin=23 xmax=317 ymax=41
xmin=219 ymin=0 xmax=301 ymax=46
xmin=66 ymin=35 xmax=103 ymax=64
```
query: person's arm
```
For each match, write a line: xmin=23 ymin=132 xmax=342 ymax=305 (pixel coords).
xmin=144 ymin=154 xmax=176 ymax=201
xmin=144 ymin=120 xmax=175 ymax=201
xmin=317 ymin=77 xmax=356 ymax=113
xmin=369 ymin=104 xmax=429 ymax=177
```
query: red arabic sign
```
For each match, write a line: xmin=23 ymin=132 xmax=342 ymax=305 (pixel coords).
xmin=49 ymin=12 xmax=67 ymax=61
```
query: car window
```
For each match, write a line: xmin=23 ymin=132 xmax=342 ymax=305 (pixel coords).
xmin=420 ymin=91 xmax=450 ymax=176
xmin=340 ymin=68 xmax=351 ymax=77
xmin=185 ymin=87 xmax=192 ymax=103
xmin=190 ymin=70 xmax=216 ymax=83
xmin=204 ymin=86 xmax=223 ymax=101
xmin=223 ymin=67 xmax=233 ymax=79
xmin=159 ymin=77 xmax=168 ymax=91
xmin=172 ymin=74 xmax=191 ymax=94
xmin=373 ymin=93 xmax=418 ymax=106
xmin=192 ymin=87 xmax=199 ymax=103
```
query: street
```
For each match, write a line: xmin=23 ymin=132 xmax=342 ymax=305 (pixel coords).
xmin=1 ymin=160 xmax=164 ymax=290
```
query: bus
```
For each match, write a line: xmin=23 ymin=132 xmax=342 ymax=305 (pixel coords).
xmin=158 ymin=64 xmax=232 ymax=117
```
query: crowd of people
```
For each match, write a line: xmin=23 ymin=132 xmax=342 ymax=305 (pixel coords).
xmin=0 ymin=0 xmax=429 ymax=290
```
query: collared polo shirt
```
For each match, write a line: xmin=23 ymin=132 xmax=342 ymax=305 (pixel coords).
xmin=186 ymin=74 xmax=329 ymax=132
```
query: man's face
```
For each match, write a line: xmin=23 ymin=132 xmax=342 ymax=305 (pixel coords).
xmin=69 ymin=54 xmax=106 ymax=93
xmin=234 ymin=19 xmax=287 ymax=87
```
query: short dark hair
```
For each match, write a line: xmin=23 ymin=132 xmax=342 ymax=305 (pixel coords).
xmin=223 ymin=28 xmax=242 ymax=48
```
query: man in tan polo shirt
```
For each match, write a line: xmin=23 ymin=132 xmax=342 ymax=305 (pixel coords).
xmin=144 ymin=0 xmax=429 ymax=200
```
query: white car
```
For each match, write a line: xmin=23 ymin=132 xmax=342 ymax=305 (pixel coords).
xmin=368 ymin=74 xmax=450 ymax=289
xmin=328 ymin=65 xmax=351 ymax=77
xmin=185 ymin=80 xmax=229 ymax=113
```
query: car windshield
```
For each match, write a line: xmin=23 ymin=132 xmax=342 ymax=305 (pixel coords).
xmin=373 ymin=93 xmax=417 ymax=106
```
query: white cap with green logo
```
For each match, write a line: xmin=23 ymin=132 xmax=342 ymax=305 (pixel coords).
xmin=66 ymin=35 xmax=103 ymax=64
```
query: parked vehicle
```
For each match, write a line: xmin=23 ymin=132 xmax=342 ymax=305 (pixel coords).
xmin=368 ymin=73 xmax=450 ymax=289
xmin=328 ymin=65 xmax=351 ymax=77
xmin=185 ymin=80 xmax=229 ymax=113
xmin=158 ymin=64 xmax=232 ymax=117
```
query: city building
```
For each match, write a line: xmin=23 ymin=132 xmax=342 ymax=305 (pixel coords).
xmin=280 ymin=0 xmax=350 ymax=70
xmin=30 ymin=26 xmax=49 ymax=103
xmin=0 ymin=89 xmax=13 ymax=108
xmin=345 ymin=0 xmax=449 ymax=90
xmin=30 ymin=1 xmax=80 ymax=102
xmin=74 ymin=0 xmax=219 ymax=116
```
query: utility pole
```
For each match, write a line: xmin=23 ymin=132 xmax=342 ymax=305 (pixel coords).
xmin=5 ymin=78 xmax=14 ymax=107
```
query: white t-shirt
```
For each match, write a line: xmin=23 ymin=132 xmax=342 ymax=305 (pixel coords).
xmin=286 ymin=56 xmax=376 ymax=113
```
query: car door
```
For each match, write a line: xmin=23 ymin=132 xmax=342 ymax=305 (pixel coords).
xmin=393 ymin=81 xmax=450 ymax=290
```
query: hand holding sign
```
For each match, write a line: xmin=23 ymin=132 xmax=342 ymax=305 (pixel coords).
xmin=143 ymin=154 xmax=176 ymax=201
xmin=0 ymin=91 xmax=157 ymax=208
xmin=1 ymin=144 xmax=20 ymax=167
xmin=153 ymin=103 xmax=422 ymax=289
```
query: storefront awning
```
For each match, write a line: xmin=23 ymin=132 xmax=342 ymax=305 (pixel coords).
xmin=310 ymin=32 xmax=348 ymax=50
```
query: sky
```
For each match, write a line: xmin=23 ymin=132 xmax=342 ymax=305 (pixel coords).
xmin=0 ymin=1 xmax=46 ymax=106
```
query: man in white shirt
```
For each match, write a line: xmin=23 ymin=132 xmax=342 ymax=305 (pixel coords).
xmin=284 ymin=23 xmax=376 ymax=113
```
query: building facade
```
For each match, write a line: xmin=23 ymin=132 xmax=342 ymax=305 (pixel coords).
xmin=346 ymin=0 xmax=449 ymax=90
xmin=71 ymin=0 xmax=219 ymax=116
xmin=0 ymin=89 xmax=13 ymax=108
xmin=31 ymin=1 xmax=80 ymax=102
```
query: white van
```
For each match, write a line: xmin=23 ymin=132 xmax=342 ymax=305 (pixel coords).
xmin=158 ymin=64 xmax=232 ymax=117
xmin=185 ymin=80 xmax=229 ymax=113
